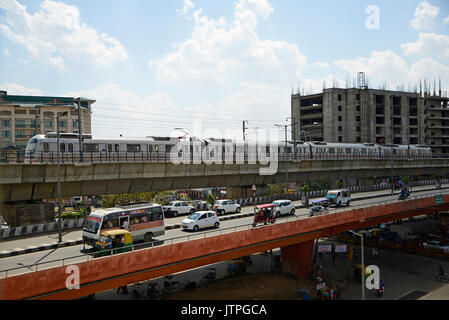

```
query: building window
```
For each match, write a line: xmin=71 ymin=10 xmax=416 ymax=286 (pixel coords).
xmin=45 ymin=120 xmax=53 ymax=128
xmin=338 ymin=136 xmax=342 ymax=142
xmin=338 ymin=126 xmax=342 ymax=132
xmin=1 ymin=120 xmax=10 ymax=127
xmin=356 ymin=126 xmax=361 ymax=132
xmin=1 ymin=130 xmax=10 ymax=138
xmin=356 ymin=116 xmax=360 ymax=122
xmin=15 ymin=120 xmax=26 ymax=128
xmin=357 ymin=137 xmax=361 ymax=142
xmin=73 ymin=120 xmax=79 ymax=128
xmin=338 ymin=106 xmax=342 ymax=112
xmin=338 ymin=116 xmax=342 ymax=121
xmin=356 ymin=94 xmax=360 ymax=101
xmin=338 ymin=94 xmax=342 ymax=101
xmin=356 ymin=105 xmax=360 ymax=112
xmin=58 ymin=120 xmax=66 ymax=128
xmin=16 ymin=130 xmax=25 ymax=138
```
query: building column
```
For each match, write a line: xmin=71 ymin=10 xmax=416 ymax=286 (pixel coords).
xmin=280 ymin=239 xmax=315 ymax=279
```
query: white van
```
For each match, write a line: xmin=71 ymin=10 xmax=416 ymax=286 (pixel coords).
xmin=326 ymin=189 xmax=351 ymax=207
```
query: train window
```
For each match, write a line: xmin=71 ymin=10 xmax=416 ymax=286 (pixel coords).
xmin=60 ymin=143 xmax=65 ymax=153
xmin=329 ymin=148 xmax=335 ymax=154
xmin=148 ymin=144 xmax=153 ymax=152
xmin=345 ymin=148 xmax=351 ymax=154
xmin=155 ymin=145 xmax=159 ymax=152
xmin=115 ymin=144 xmax=119 ymax=152
xmin=68 ymin=143 xmax=73 ymax=153
xmin=108 ymin=144 xmax=112 ymax=152
xmin=166 ymin=145 xmax=172 ymax=153
xmin=285 ymin=147 xmax=292 ymax=153
xmin=83 ymin=144 xmax=99 ymax=152
xmin=127 ymin=144 xmax=141 ymax=152
xmin=43 ymin=142 xmax=49 ymax=152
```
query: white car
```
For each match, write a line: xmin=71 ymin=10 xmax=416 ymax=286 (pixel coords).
xmin=272 ymin=200 xmax=295 ymax=217
xmin=181 ymin=211 xmax=220 ymax=231
xmin=213 ymin=199 xmax=241 ymax=215
xmin=163 ymin=201 xmax=195 ymax=217
xmin=423 ymin=241 xmax=449 ymax=253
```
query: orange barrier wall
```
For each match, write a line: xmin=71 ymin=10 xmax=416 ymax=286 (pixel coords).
xmin=1 ymin=194 xmax=448 ymax=300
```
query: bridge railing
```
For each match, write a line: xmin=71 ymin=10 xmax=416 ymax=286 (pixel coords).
xmin=1 ymin=189 xmax=448 ymax=279
xmin=0 ymin=150 xmax=444 ymax=164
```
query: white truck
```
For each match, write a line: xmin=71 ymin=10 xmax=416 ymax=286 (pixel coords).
xmin=326 ymin=189 xmax=351 ymax=207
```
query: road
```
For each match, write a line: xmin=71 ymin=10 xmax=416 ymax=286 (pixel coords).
xmin=0 ymin=185 xmax=446 ymax=278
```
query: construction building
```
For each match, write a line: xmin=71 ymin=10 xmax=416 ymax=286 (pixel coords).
xmin=291 ymin=74 xmax=449 ymax=157
xmin=0 ymin=90 xmax=94 ymax=149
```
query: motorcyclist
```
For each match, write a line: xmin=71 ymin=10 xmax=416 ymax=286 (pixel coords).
xmin=377 ymin=279 xmax=384 ymax=296
xmin=438 ymin=265 xmax=445 ymax=277
xmin=310 ymin=204 xmax=320 ymax=216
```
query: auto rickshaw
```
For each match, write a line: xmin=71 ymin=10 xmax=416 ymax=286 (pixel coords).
xmin=253 ymin=204 xmax=276 ymax=227
xmin=95 ymin=229 xmax=133 ymax=257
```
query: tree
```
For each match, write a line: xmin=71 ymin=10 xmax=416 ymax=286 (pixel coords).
xmin=206 ymin=193 xmax=216 ymax=209
xmin=301 ymin=184 xmax=310 ymax=207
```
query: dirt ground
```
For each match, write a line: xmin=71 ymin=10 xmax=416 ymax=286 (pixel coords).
xmin=165 ymin=273 xmax=317 ymax=300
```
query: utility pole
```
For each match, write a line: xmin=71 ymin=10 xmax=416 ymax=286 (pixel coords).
xmin=274 ymin=124 xmax=289 ymax=193
xmin=56 ymin=111 xmax=68 ymax=243
xmin=242 ymin=120 xmax=248 ymax=141
xmin=76 ymin=98 xmax=84 ymax=162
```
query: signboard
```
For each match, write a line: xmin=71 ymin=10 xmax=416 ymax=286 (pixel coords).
xmin=335 ymin=244 xmax=347 ymax=253
xmin=316 ymin=282 xmax=326 ymax=290
xmin=435 ymin=194 xmax=443 ymax=205
xmin=318 ymin=245 xmax=332 ymax=253
xmin=252 ymin=185 xmax=257 ymax=191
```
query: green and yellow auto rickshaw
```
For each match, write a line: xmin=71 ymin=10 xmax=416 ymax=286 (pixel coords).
xmin=95 ymin=229 xmax=133 ymax=257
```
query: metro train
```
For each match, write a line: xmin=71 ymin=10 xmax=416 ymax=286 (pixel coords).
xmin=24 ymin=132 xmax=433 ymax=163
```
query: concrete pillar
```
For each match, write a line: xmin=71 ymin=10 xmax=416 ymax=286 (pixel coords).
xmin=280 ymin=240 xmax=315 ymax=279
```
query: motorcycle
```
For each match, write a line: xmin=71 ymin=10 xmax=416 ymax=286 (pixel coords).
xmin=432 ymin=272 xmax=449 ymax=282
xmin=309 ymin=205 xmax=327 ymax=217
xmin=398 ymin=188 xmax=410 ymax=201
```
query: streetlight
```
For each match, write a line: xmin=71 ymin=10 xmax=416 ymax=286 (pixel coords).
xmin=46 ymin=111 xmax=68 ymax=243
xmin=348 ymin=230 xmax=365 ymax=300
xmin=274 ymin=123 xmax=290 ymax=194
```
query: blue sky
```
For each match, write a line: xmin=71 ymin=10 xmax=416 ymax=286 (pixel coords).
xmin=1 ymin=0 xmax=449 ymax=139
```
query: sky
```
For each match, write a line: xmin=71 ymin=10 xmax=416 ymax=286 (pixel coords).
xmin=1 ymin=0 xmax=449 ymax=140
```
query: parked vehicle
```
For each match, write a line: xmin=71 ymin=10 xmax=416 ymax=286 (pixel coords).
xmin=423 ymin=240 xmax=449 ymax=253
xmin=181 ymin=211 xmax=220 ymax=231
xmin=163 ymin=201 xmax=195 ymax=217
xmin=272 ymin=200 xmax=295 ymax=217
xmin=309 ymin=198 xmax=329 ymax=217
xmin=253 ymin=204 xmax=276 ymax=227
xmin=214 ymin=199 xmax=241 ymax=215
xmin=326 ymin=189 xmax=351 ymax=207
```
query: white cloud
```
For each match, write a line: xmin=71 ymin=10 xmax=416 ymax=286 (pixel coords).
xmin=444 ymin=15 xmax=449 ymax=24
xmin=334 ymin=50 xmax=449 ymax=90
xmin=410 ymin=1 xmax=440 ymax=31
xmin=151 ymin=0 xmax=306 ymax=85
xmin=0 ymin=83 xmax=43 ymax=95
xmin=0 ymin=0 xmax=127 ymax=70
xmin=48 ymin=55 xmax=66 ymax=73
xmin=401 ymin=32 xmax=449 ymax=59
xmin=313 ymin=61 xmax=329 ymax=68
xmin=2 ymin=49 xmax=10 ymax=56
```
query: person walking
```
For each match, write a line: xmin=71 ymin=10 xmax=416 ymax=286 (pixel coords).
xmin=372 ymin=247 xmax=378 ymax=260
xmin=331 ymin=244 xmax=336 ymax=266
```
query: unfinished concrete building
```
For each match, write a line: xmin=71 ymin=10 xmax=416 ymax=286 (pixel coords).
xmin=291 ymin=85 xmax=449 ymax=157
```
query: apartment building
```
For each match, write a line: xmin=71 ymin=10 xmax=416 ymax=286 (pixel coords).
xmin=0 ymin=91 xmax=94 ymax=149
xmin=291 ymin=87 xmax=449 ymax=156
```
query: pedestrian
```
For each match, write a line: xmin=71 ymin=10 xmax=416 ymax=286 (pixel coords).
xmin=329 ymin=286 xmax=334 ymax=300
xmin=372 ymin=247 xmax=378 ymax=260
xmin=335 ymin=285 xmax=341 ymax=300
xmin=331 ymin=245 xmax=336 ymax=266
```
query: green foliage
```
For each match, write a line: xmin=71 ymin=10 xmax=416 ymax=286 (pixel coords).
xmin=100 ymin=191 xmax=158 ymax=208
xmin=206 ymin=193 xmax=216 ymax=207
xmin=301 ymin=184 xmax=310 ymax=193
xmin=269 ymin=184 xmax=284 ymax=196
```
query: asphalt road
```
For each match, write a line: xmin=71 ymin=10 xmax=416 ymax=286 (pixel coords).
xmin=1 ymin=185 xmax=447 ymax=277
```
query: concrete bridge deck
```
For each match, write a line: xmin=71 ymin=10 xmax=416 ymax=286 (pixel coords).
xmin=1 ymin=158 xmax=448 ymax=202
